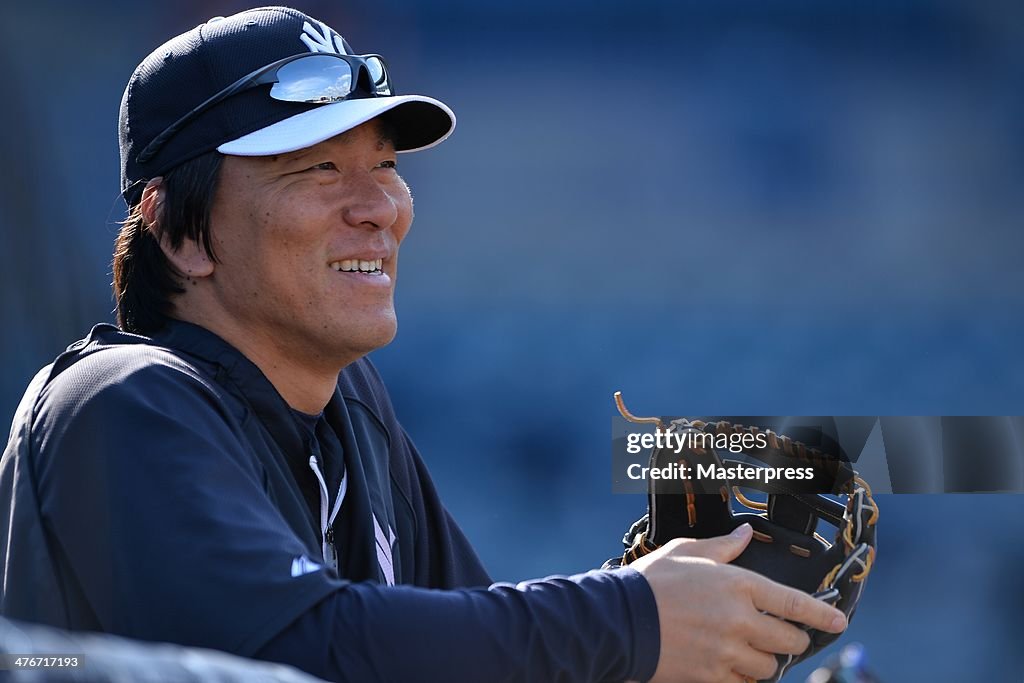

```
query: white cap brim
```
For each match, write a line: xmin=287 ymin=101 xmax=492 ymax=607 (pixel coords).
xmin=216 ymin=94 xmax=455 ymax=156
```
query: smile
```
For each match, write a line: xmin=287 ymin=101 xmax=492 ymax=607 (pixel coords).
xmin=329 ymin=259 xmax=383 ymax=274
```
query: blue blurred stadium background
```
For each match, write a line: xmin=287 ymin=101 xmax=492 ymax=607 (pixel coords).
xmin=2 ymin=0 xmax=1022 ymax=679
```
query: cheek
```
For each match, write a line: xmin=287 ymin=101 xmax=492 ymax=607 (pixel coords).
xmin=209 ymin=163 xmax=326 ymax=300
xmin=392 ymin=181 xmax=414 ymax=243
xmin=253 ymin=189 xmax=330 ymax=257
xmin=210 ymin=179 xmax=281 ymax=268
xmin=214 ymin=204 xmax=317 ymax=292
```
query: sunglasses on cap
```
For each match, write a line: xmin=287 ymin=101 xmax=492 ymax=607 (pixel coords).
xmin=136 ymin=52 xmax=393 ymax=164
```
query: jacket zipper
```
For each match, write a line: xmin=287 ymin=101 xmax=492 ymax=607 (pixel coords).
xmin=308 ymin=455 xmax=348 ymax=569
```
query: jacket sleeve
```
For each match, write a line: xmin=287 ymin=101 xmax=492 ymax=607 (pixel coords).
xmin=256 ymin=565 xmax=661 ymax=683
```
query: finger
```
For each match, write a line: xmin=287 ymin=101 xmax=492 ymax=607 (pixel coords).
xmin=749 ymin=578 xmax=847 ymax=633
xmin=746 ymin=612 xmax=811 ymax=656
xmin=666 ymin=523 xmax=753 ymax=564
xmin=731 ymin=646 xmax=779 ymax=681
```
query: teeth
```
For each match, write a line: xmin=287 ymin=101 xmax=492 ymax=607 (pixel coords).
xmin=329 ymin=258 xmax=383 ymax=273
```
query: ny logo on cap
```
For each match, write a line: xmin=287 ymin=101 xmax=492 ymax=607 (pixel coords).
xmin=300 ymin=19 xmax=347 ymax=55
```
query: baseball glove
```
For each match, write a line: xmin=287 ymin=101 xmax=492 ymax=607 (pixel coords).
xmin=608 ymin=392 xmax=878 ymax=683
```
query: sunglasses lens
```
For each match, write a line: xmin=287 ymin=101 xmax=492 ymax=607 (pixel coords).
xmin=270 ymin=56 xmax=354 ymax=103
xmin=366 ymin=57 xmax=386 ymax=85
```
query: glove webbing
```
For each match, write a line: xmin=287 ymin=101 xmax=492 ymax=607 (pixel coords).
xmin=819 ymin=478 xmax=878 ymax=589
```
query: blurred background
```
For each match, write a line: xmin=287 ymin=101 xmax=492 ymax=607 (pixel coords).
xmin=2 ymin=0 xmax=1022 ymax=679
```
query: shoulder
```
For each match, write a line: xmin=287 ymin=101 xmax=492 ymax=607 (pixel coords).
xmin=32 ymin=325 xmax=229 ymax=435
xmin=337 ymin=356 xmax=398 ymax=431
xmin=337 ymin=356 xmax=414 ymax=470
xmin=26 ymin=327 xmax=254 ymax=487
xmin=337 ymin=356 xmax=432 ymax=494
xmin=338 ymin=355 xmax=389 ymax=402
xmin=44 ymin=340 xmax=218 ymax=410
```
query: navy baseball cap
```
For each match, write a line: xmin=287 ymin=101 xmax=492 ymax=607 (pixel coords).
xmin=119 ymin=6 xmax=455 ymax=205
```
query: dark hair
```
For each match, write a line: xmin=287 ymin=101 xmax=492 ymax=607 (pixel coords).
xmin=112 ymin=151 xmax=223 ymax=334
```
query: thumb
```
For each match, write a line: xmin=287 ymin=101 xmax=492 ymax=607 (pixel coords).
xmin=669 ymin=523 xmax=753 ymax=563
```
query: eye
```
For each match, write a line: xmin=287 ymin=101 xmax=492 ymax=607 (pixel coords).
xmin=309 ymin=161 xmax=337 ymax=171
xmin=378 ymin=159 xmax=397 ymax=170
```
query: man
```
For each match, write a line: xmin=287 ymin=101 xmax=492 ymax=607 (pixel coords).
xmin=0 ymin=7 xmax=846 ymax=682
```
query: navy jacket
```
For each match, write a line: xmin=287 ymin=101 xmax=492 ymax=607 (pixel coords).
xmin=0 ymin=321 xmax=659 ymax=682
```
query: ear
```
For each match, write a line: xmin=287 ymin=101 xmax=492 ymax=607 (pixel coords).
xmin=141 ymin=177 xmax=215 ymax=280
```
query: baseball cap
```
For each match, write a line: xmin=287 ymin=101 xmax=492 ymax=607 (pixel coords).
xmin=119 ymin=6 xmax=455 ymax=205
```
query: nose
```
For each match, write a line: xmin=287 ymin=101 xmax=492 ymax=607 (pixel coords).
xmin=342 ymin=173 xmax=399 ymax=231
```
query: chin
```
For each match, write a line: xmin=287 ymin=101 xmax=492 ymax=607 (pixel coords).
xmin=365 ymin=323 xmax=398 ymax=350
xmin=329 ymin=314 xmax=398 ymax=360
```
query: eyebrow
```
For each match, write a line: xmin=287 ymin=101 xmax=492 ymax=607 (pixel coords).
xmin=278 ymin=130 xmax=395 ymax=163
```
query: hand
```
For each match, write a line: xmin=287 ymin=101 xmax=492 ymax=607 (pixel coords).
xmin=631 ymin=524 xmax=848 ymax=683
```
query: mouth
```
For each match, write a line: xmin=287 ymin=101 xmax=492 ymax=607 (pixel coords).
xmin=329 ymin=258 xmax=384 ymax=275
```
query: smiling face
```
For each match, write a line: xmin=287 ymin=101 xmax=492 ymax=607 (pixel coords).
xmin=200 ymin=118 xmax=412 ymax=370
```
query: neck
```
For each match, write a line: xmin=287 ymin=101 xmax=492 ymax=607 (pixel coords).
xmin=230 ymin=335 xmax=340 ymax=414
xmin=171 ymin=311 xmax=348 ymax=415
